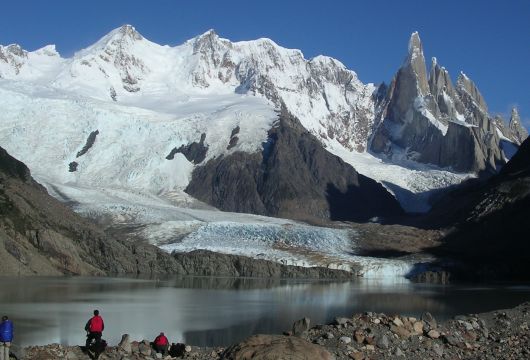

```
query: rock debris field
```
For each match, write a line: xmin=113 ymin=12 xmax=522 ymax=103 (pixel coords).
xmin=21 ymin=302 xmax=529 ymax=359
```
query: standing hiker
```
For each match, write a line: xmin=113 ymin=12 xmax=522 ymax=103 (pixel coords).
xmin=0 ymin=316 xmax=13 ymax=360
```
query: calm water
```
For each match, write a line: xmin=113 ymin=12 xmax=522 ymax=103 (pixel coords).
xmin=0 ymin=276 xmax=528 ymax=347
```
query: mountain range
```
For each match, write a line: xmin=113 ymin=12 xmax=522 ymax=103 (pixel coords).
xmin=1 ymin=25 xmax=526 ymax=220
xmin=0 ymin=26 xmax=528 ymax=278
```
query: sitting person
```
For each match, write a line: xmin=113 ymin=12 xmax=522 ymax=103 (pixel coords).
xmin=153 ymin=332 xmax=169 ymax=355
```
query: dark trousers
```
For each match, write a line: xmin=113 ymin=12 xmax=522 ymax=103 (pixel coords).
xmin=154 ymin=343 xmax=168 ymax=355
xmin=86 ymin=331 xmax=102 ymax=348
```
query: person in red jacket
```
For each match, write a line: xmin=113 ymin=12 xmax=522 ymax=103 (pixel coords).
xmin=153 ymin=332 xmax=169 ymax=355
xmin=85 ymin=310 xmax=104 ymax=349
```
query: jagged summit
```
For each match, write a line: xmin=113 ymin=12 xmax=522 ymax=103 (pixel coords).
xmin=509 ymin=107 xmax=529 ymax=144
xmin=109 ymin=24 xmax=144 ymax=41
xmin=407 ymin=31 xmax=422 ymax=56
xmin=370 ymin=32 xmax=509 ymax=173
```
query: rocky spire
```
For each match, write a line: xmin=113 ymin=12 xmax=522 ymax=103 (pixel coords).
xmin=429 ymin=57 xmax=455 ymax=97
xmin=405 ymin=31 xmax=430 ymax=95
xmin=509 ymin=107 xmax=529 ymax=144
xmin=456 ymin=72 xmax=488 ymax=113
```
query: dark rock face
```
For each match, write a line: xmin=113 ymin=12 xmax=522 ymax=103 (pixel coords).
xmin=186 ymin=109 xmax=403 ymax=222
xmin=172 ymin=250 xmax=355 ymax=279
xmin=371 ymin=33 xmax=508 ymax=174
xmin=166 ymin=133 xmax=208 ymax=164
xmin=0 ymin=146 xmax=31 ymax=181
xmin=425 ymin=137 xmax=530 ymax=280
xmin=76 ymin=130 xmax=99 ymax=157
xmin=227 ymin=126 xmax=240 ymax=150
xmin=68 ymin=161 xmax=78 ymax=172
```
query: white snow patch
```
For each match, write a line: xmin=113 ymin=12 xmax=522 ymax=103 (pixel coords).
xmin=327 ymin=143 xmax=473 ymax=213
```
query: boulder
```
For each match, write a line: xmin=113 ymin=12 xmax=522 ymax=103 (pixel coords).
xmin=222 ymin=334 xmax=334 ymax=360
xmin=292 ymin=317 xmax=311 ymax=336
xmin=427 ymin=330 xmax=440 ymax=339
xmin=339 ymin=336 xmax=352 ymax=344
xmin=376 ymin=334 xmax=390 ymax=349
xmin=421 ymin=312 xmax=437 ymax=331
xmin=139 ymin=340 xmax=151 ymax=356
xmin=334 ymin=317 xmax=350 ymax=326
xmin=118 ymin=334 xmax=132 ymax=354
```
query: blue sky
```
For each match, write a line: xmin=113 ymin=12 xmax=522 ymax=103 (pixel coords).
xmin=1 ymin=0 xmax=529 ymax=127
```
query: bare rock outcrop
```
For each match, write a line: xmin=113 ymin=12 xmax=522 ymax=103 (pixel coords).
xmin=186 ymin=108 xmax=403 ymax=222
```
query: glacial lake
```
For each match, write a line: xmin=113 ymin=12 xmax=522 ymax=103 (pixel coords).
xmin=0 ymin=276 xmax=529 ymax=347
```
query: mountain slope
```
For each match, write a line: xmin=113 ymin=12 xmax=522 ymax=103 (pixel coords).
xmin=423 ymin=137 xmax=530 ymax=279
xmin=186 ymin=108 xmax=403 ymax=222
xmin=0 ymin=145 xmax=180 ymax=275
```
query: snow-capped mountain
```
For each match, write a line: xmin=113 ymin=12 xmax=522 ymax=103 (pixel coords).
xmin=1 ymin=25 xmax=375 ymax=152
xmin=370 ymin=32 xmax=521 ymax=174
xmin=0 ymin=25 xmax=525 ymax=218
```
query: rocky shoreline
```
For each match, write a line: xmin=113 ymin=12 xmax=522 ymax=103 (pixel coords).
xmin=18 ymin=302 xmax=529 ymax=359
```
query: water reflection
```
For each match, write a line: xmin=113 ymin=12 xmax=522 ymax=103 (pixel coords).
xmin=0 ymin=277 xmax=528 ymax=347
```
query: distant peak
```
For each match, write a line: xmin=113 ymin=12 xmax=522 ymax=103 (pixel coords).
xmin=431 ymin=56 xmax=437 ymax=66
xmin=458 ymin=71 xmax=469 ymax=81
xmin=34 ymin=44 xmax=59 ymax=57
xmin=116 ymin=24 xmax=143 ymax=41
xmin=195 ymin=29 xmax=219 ymax=41
xmin=404 ymin=31 xmax=425 ymax=69
xmin=408 ymin=31 xmax=422 ymax=55
xmin=203 ymin=29 xmax=217 ymax=36
xmin=511 ymin=107 xmax=520 ymax=122
xmin=2 ymin=44 xmax=27 ymax=58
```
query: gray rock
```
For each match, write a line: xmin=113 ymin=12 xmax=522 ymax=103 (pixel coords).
xmin=339 ymin=336 xmax=352 ymax=344
xmin=421 ymin=312 xmax=437 ymax=330
xmin=292 ymin=317 xmax=311 ymax=336
xmin=334 ymin=317 xmax=350 ymax=326
xmin=433 ymin=343 xmax=444 ymax=356
xmin=139 ymin=340 xmax=151 ymax=356
xmin=118 ymin=334 xmax=132 ymax=354
xmin=376 ymin=334 xmax=390 ymax=349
